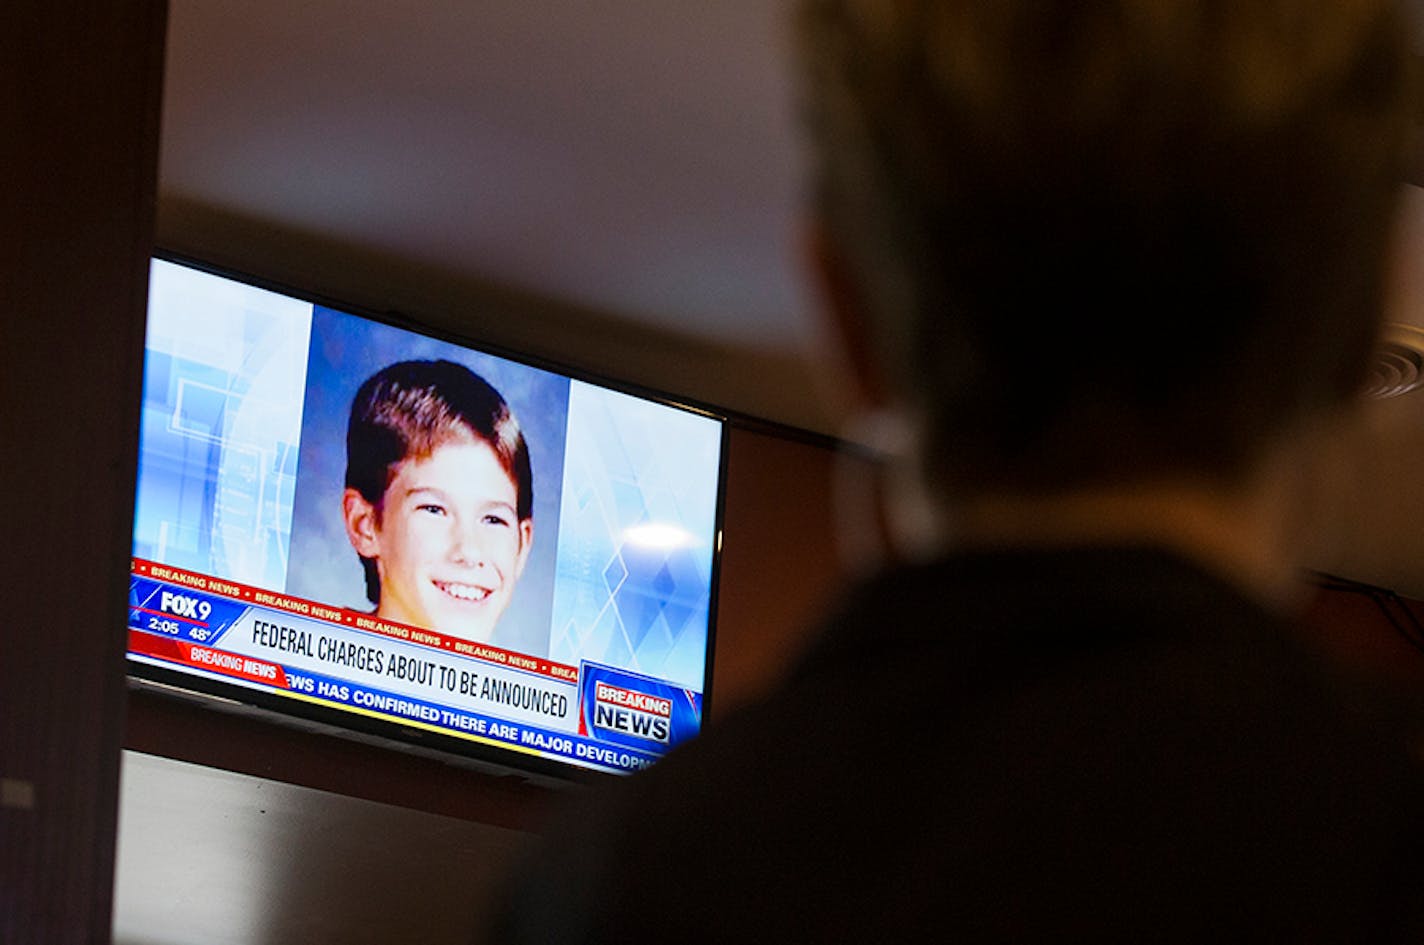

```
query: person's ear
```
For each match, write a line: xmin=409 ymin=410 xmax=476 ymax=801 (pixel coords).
xmin=343 ymin=488 xmax=382 ymax=557
xmin=803 ymin=219 xmax=890 ymax=411
xmin=513 ymin=519 xmax=534 ymax=579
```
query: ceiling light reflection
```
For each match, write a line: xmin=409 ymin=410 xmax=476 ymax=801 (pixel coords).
xmin=622 ymin=523 xmax=698 ymax=550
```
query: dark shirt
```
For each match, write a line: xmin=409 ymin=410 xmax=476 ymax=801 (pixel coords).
xmin=491 ymin=548 xmax=1424 ymax=943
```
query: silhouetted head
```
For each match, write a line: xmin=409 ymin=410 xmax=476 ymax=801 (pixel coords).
xmin=798 ymin=0 xmax=1415 ymax=498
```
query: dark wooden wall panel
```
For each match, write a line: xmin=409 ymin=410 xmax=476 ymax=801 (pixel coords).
xmin=0 ymin=4 xmax=166 ymax=942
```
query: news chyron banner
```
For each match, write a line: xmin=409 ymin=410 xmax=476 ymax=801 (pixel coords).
xmin=128 ymin=258 xmax=720 ymax=775
xmin=129 ymin=559 xmax=704 ymax=773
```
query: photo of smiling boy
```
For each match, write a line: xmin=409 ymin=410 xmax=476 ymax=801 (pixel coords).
xmin=341 ymin=359 xmax=534 ymax=645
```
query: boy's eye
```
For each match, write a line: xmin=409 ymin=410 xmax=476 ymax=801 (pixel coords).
xmin=417 ymin=503 xmax=447 ymax=516
xmin=482 ymin=513 xmax=511 ymax=527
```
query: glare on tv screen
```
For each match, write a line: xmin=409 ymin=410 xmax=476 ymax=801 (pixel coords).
xmin=126 ymin=256 xmax=725 ymax=777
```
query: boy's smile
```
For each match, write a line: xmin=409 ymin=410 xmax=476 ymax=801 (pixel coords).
xmin=346 ymin=436 xmax=532 ymax=642
xmin=435 ymin=580 xmax=493 ymax=602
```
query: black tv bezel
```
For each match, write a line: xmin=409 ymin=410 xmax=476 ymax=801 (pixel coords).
xmin=125 ymin=248 xmax=729 ymax=785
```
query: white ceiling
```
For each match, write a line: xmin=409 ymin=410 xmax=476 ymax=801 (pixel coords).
xmin=156 ymin=2 xmax=1424 ymax=441
xmin=158 ymin=1 xmax=835 ymax=431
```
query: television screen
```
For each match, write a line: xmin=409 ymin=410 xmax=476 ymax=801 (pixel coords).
xmin=126 ymin=255 xmax=726 ymax=779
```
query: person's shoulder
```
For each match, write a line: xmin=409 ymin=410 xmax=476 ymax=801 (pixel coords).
xmin=486 ymin=551 xmax=1424 ymax=942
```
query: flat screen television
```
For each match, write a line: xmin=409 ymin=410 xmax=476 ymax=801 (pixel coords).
xmin=126 ymin=254 xmax=726 ymax=781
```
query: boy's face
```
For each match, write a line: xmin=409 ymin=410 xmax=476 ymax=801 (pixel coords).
xmin=344 ymin=436 xmax=532 ymax=643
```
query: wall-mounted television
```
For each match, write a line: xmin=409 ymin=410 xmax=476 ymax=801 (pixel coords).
xmin=126 ymin=254 xmax=726 ymax=780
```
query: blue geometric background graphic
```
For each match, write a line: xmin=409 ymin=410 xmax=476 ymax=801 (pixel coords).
xmin=548 ymin=382 xmax=722 ymax=691
xmin=131 ymin=259 xmax=313 ymax=589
